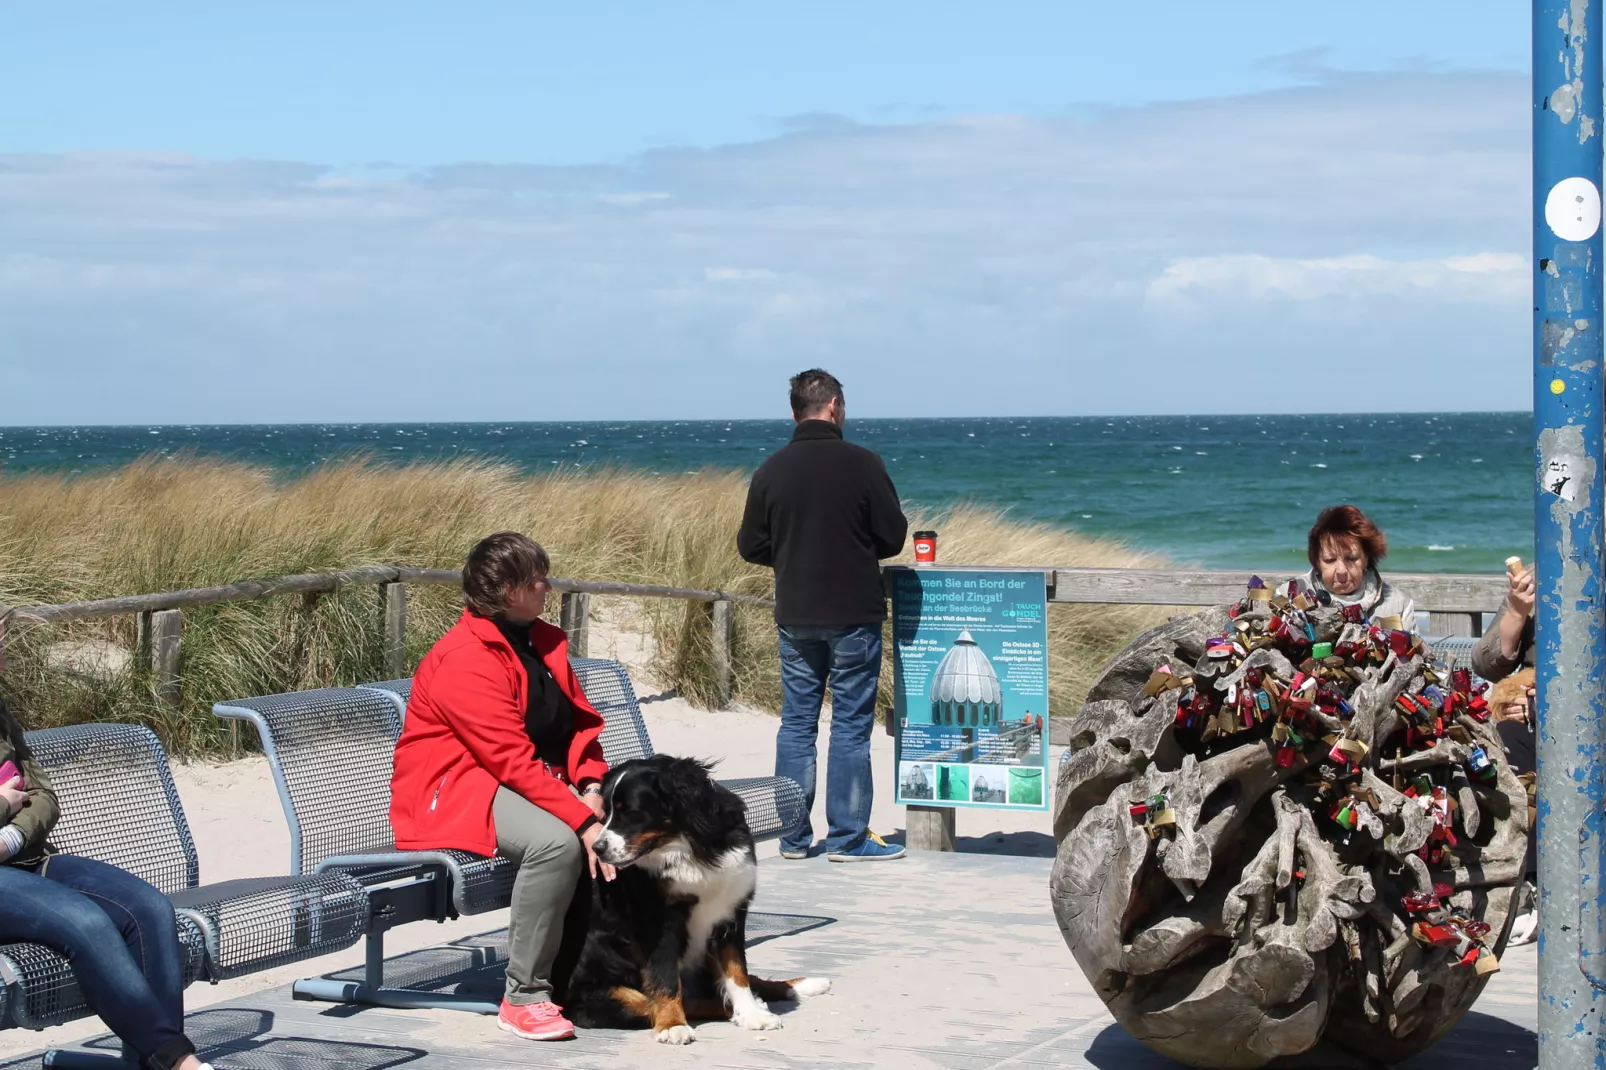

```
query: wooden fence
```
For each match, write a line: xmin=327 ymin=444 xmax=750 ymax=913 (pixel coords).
xmin=0 ymin=564 xmax=1503 ymax=714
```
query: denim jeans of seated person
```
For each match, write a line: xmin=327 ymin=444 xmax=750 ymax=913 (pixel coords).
xmin=775 ymin=624 xmax=882 ymax=855
xmin=0 ymin=853 xmax=198 ymax=1070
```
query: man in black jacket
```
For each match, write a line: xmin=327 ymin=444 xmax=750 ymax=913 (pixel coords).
xmin=737 ymin=369 xmax=908 ymax=862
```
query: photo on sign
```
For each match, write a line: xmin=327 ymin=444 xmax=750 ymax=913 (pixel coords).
xmin=936 ymin=763 xmax=970 ymax=803
xmin=969 ymin=765 xmax=1008 ymax=804
xmin=890 ymin=567 xmax=1051 ymax=811
xmin=900 ymin=761 xmax=935 ymax=801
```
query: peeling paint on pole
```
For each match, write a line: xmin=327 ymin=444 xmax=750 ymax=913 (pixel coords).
xmin=1535 ymin=1 xmax=1606 ymax=1067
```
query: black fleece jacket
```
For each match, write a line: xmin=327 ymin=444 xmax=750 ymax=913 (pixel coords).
xmin=737 ymin=420 xmax=908 ymax=626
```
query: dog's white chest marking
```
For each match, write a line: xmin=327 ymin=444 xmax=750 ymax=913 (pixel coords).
xmin=639 ymin=843 xmax=757 ymax=967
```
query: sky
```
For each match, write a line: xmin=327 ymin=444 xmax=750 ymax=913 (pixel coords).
xmin=1 ymin=2 xmax=1535 ymax=424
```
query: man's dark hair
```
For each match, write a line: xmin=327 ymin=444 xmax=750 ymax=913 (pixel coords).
xmin=789 ymin=369 xmax=844 ymax=419
xmin=463 ymin=531 xmax=551 ymax=618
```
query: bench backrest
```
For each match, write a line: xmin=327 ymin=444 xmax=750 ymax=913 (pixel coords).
xmin=22 ymin=723 xmax=198 ymax=895
xmin=361 ymin=661 xmax=655 ymax=765
xmin=213 ymin=687 xmax=401 ymax=875
xmin=217 ymin=660 xmax=656 ymax=874
xmin=573 ymin=658 xmax=655 ymax=765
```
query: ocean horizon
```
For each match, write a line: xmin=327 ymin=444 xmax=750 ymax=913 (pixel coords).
xmin=0 ymin=412 xmax=1534 ymax=575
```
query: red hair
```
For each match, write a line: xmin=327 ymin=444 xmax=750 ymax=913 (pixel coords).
xmin=1307 ymin=505 xmax=1387 ymax=570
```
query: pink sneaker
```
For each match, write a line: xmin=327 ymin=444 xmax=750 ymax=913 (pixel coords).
xmin=498 ymin=999 xmax=576 ymax=1040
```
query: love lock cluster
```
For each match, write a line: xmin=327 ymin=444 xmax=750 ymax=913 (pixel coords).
xmin=1132 ymin=574 xmax=1503 ymax=974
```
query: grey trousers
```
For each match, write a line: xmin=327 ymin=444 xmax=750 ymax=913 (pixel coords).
xmin=493 ymin=786 xmax=585 ymax=1005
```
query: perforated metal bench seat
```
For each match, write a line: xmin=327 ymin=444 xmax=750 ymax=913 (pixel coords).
xmin=0 ymin=723 xmax=369 ymax=1051
xmin=0 ymin=927 xmax=206 ymax=1032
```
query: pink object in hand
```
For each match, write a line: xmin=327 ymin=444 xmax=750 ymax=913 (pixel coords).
xmin=0 ymin=760 xmax=21 ymax=788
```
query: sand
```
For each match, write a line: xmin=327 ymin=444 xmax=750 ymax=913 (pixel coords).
xmin=0 ymin=606 xmax=1058 ymax=1058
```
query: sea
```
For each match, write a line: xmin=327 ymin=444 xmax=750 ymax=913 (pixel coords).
xmin=0 ymin=413 xmax=1533 ymax=575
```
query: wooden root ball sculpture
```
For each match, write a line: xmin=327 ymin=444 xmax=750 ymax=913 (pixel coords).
xmin=1048 ymin=579 xmax=1529 ymax=1068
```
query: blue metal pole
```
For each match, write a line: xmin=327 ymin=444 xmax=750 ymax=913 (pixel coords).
xmin=1535 ymin=2 xmax=1606 ymax=1067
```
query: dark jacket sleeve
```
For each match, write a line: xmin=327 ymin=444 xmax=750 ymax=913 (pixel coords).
xmin=736 ymin=471 xmax=774 ymax=566
xmin=868 ymin=459 xmax=909 ymax=560
xmin=1472 ymin=605 xmax=1531 ymax=681
xmin=8 ymin=754 xmax=60 ymax=859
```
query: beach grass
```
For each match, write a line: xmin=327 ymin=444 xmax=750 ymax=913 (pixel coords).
xmin=0 ymin=456 xmax=1169 ymax=756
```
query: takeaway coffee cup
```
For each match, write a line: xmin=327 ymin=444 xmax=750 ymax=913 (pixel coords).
xmin=913 ymin=530 xmax=938 ymax=565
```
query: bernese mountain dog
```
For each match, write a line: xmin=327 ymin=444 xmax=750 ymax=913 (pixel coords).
xmin=552 ymin=755 xmax=830 ymax=1045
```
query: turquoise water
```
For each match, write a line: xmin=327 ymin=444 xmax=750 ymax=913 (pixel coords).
xmin=0 ymin=413 xmax=1532 ymax=573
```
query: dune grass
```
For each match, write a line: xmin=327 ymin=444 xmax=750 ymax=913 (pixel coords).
xmin=0 ymin=456 xmax=1169 ymax=756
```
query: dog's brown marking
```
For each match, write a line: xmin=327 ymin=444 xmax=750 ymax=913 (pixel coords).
xmin=606 ymin=986 xmax=654 ymax=1023
xmin=748 ymin=976 xmax=806 ymax=1002
xmin=620 ymin=828 xmax=678 ymax=859
xmin=715 ymin=942 xmax=751 ymax=989
xmin=647 ymin=988 xmax=689 ymax=1033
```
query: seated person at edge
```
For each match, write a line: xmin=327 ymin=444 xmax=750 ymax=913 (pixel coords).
xmin=389 ymin=532 xmax=614 ymax=1044
xmin=1472 ymin=556 xmax=1536 ymax=683
xmin=0 ymin=613 xmax=215 ymax=1070
xmin=1301 ymin=505 xmax=1418 ymax=632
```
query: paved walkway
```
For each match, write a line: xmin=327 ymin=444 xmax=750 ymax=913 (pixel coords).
xmin=2 ymin=850 xmax=1538 ymax=1069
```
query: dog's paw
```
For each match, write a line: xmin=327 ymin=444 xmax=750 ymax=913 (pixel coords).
xmin=733 ymin=1007 xmax=783 ymax=1031
xmin=655 ymin=1024 xmax=697 ymax=1045
xmin=789 ymin=977 xmax=832 ymax=1000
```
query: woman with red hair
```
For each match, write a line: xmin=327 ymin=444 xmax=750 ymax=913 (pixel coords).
xmin=1302 ymin=505 xmax=1417 ymax=632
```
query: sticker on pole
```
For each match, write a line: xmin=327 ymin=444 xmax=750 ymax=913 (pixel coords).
xmin=1545 ymin=177 xmax=1602 ymax=242
xmin=1544 ymin=454 xmax=1581 ymax=501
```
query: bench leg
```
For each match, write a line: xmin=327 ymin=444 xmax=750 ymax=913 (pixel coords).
xmin=290 ymin=926 xmax=500 ymax=1015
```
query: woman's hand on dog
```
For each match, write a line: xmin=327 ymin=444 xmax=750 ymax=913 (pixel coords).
xmin=0 ymin=777 xmax=26 ymax=818
xmin=581 ymin=823 xmax=617 ymax=882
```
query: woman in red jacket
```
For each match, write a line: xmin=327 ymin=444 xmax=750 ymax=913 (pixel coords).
xmin=390 ymin=531 xmax=611 ymax=1043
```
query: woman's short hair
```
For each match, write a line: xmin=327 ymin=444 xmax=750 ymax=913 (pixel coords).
xmin=462 ymin=532 xmax=551 ymax=618
xmin=1307 ymin=505 xmax=1388 ymax=570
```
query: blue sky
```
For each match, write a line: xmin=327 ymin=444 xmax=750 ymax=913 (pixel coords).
xmin=1 ymin=3 xmax=1533 ymax=423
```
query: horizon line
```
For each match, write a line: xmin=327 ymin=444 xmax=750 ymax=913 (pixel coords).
xmin=0 ymin=409 xmax=1535 ymax=432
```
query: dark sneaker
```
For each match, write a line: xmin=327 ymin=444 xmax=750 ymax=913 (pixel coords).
xmin=779 ymin=845 xmax=810 ymax=860
xmin=826 ymin=831 xmax=906 ymax=863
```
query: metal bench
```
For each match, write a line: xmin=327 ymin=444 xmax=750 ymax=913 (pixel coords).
xmin=1424 ymin=634 xmax=1482 ymax=678
xmin=214 ymin=657 xmax=805 ymax=1015
xmin=0 ymin=723 xmax=368 ymax=1069
xmin=360 ymin=658 xmax=807 ymax=843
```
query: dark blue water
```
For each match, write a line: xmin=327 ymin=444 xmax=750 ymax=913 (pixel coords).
xmin=0 ymin=414 xmax=1533 ymax=573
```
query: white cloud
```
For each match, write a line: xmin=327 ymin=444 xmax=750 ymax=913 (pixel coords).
xmin=0 ymin=66 xmax=1531 ymax=422
xmin=1148 ymin=251 xmax=1527 ymax=303
xmin=703 ymin=267 xmax=780 ymax=282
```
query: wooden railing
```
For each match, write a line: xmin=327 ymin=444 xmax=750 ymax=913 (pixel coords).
xmin=0 ymin=563 xmax=1501 ymax=715
xmin=0 ymin=567 xmax=771 ymax=711
xmin=1042 ymin=567 xmax=1502 ymax=636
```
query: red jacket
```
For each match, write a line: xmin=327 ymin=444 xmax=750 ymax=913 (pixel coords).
xmin=390 ymin=610 xmax=609 ymax=857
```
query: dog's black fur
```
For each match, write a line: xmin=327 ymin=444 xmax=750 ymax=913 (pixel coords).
xmin=551 ymin=755 xmax=826 ymax=1042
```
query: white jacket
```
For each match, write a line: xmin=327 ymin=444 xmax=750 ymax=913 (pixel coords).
xmin=1302 ymin=567 xmax=1418 ymax=634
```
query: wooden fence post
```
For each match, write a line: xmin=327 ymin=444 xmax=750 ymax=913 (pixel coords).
xmin=1425 ymin=610 xmax=1482 ymax=638
xmin=907 ymin=805 xmax=956 ymax=852
xmin=150 ymin=609 xmax=183 ymax=712
xmin=135 ymin=610 xmax=152 ymax=670
xmin=560 ymin=592 xmax=591 ymax=658
xmin=710 ymin=599 xmax=733 ymax=709
xmin=378 ymin=582 xmax=407 ymax=677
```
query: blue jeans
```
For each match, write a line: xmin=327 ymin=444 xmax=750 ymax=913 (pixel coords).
xmin=775 ymin=624 xmax=883 ymax=854
xmin=0 ymin=855 xmax=195 ymax=1069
